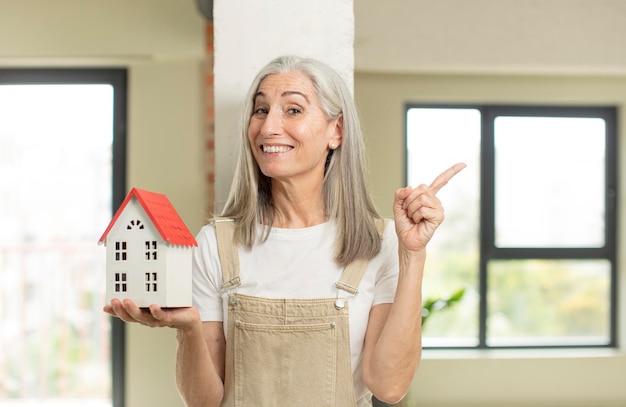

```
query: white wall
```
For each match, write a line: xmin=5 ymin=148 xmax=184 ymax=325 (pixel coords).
xmin=0 ymin=0 xmax=203 ymax=62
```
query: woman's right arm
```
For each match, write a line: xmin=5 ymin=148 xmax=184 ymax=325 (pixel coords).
xmin=176 ymin=319 xmax=226 ymax=407
xmin=105 ymin=300 xmax=225 ymax=407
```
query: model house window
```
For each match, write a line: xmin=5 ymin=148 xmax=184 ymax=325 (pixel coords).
xmin=406 ymin=104 xmax=617 ymax=349
xmin=127 ymin=219 xmax=144 ymax=230
xmin=145 ymin=240 xmax=157 ymax=260
xmin=114 ymin=241 xmax=128 ymax=261
xmin=145 ymin=272 xmax=158 ymax=292
xmin=114 ymin=272 xmax=128 ymax=292
xmin=0 ymin=67 xmax=126 ymax=405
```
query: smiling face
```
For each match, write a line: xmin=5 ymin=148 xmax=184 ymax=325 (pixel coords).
xmin=248 ymin=71 xmax=342 ymax=187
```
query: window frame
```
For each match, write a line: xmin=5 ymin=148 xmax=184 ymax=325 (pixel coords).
xmin=406 ymin=103 xmax=618 ymax=349
xmin=0 ymin=67 xmax=128 ymax=405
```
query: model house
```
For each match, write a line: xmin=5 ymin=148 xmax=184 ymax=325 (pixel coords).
xmin=99 ymin=188 xmax=197 ymax=308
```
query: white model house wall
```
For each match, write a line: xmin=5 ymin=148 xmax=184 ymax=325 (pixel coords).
xmin=164 ymin=245 xmax=192 ymax=307
xmin=105 ymin=199 xmax=166 ymax=307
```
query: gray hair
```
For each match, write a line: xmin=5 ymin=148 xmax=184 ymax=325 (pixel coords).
xmin=221 ymin=55 xmax=382 ymax=266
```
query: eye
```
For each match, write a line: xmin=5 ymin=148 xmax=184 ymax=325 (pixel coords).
xmin=287 ymin=107 xmax=302 ymax=115
xmin=253 ymin=106 xmax=268 ymax=115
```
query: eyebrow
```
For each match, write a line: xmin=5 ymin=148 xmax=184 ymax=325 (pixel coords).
xmin=254 ymin=90 xmax=310 ymax=104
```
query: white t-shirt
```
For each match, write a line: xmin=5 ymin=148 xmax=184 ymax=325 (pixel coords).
xmin=192 ymin=220 xmax=399 ymax=406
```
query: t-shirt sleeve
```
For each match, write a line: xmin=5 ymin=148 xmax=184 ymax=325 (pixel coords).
xmin=372 ymin=220 xmax=399 ymax=306
xmin=192 ymin=224 xmax=225 ymax=322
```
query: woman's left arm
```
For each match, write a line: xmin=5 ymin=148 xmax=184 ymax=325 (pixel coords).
xmin=362 ymin=163 xmax=466 ymax=404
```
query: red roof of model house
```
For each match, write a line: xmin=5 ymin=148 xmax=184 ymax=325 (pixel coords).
xmin=98 ymin=188 xmax=198 ymax=247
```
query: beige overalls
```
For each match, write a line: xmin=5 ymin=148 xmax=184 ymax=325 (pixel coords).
xmin=212 ymin=217 xmax=385 ymax=407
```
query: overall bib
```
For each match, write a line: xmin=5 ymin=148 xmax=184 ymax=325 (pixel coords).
xmin=212 ymin=218 xmax=384 ymax=407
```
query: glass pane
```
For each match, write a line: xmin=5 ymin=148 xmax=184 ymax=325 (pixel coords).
xmin=407 ymin=108 xmax=481 ymax=346
xmin=494 ymin=116 xmax=606 ymax=248
xmin=0 ymin=84 xmax=113 ymax=405
xmin=487 ymin=259 xmax=611 ymax=346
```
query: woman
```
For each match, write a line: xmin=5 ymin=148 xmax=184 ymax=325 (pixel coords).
xmin=106 ymin=55 xmax=465 ymax=407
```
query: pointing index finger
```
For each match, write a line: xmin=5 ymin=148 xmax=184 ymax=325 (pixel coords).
xmin=429 ymin=162 xmax=467 ymax=193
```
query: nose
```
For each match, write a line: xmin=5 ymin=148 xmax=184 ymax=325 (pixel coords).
xmin=260 ymin=108 xmax=282 ymax=137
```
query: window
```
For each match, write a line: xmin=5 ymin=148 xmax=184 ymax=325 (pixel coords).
xmin=0 ymin=69 xmax=126 ymax=405
xmin=145 ymin=240 xmax=158 ymax=260
xmin=145 ymin=272 xmax=158 ymax=292
xmin=407 ymin=104 xmax=617 ymax=348
xmin=115 ymin=272 xmax=128 ymax=292
xmin=127 ymin=219 xmax=144 ymax=230
xmin=115 ymin=241 xmax=128 ymax=261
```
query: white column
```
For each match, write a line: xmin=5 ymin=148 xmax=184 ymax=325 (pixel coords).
xmin=213 ymin=0 xmax=354 ymax=211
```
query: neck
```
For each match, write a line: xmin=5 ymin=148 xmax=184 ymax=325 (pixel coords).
xmin=271 ymin=179 xmax=327 ymax=228
xmin=273 ymin=211 xmax=328 ymax=228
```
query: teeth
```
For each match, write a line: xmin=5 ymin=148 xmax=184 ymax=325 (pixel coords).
xmin=263 ymin=145 xmax=291 ymax=153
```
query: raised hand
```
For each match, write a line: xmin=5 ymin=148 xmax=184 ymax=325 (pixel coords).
xmin=393 ymin=163 xmax=466 ymax=252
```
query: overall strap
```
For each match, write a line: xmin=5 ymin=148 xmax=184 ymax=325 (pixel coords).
xmin=211 ymin=217 xmax=241 ymax=291
xmin=334 ymin=218 xmax=389 ymax=296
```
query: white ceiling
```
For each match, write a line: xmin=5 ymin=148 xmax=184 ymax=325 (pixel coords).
xmin=354 ymin=0 xmax=626 ymax=75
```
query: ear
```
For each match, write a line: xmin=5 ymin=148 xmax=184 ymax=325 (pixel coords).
xmin=330 ymin=114 xmax=343 ymax=149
